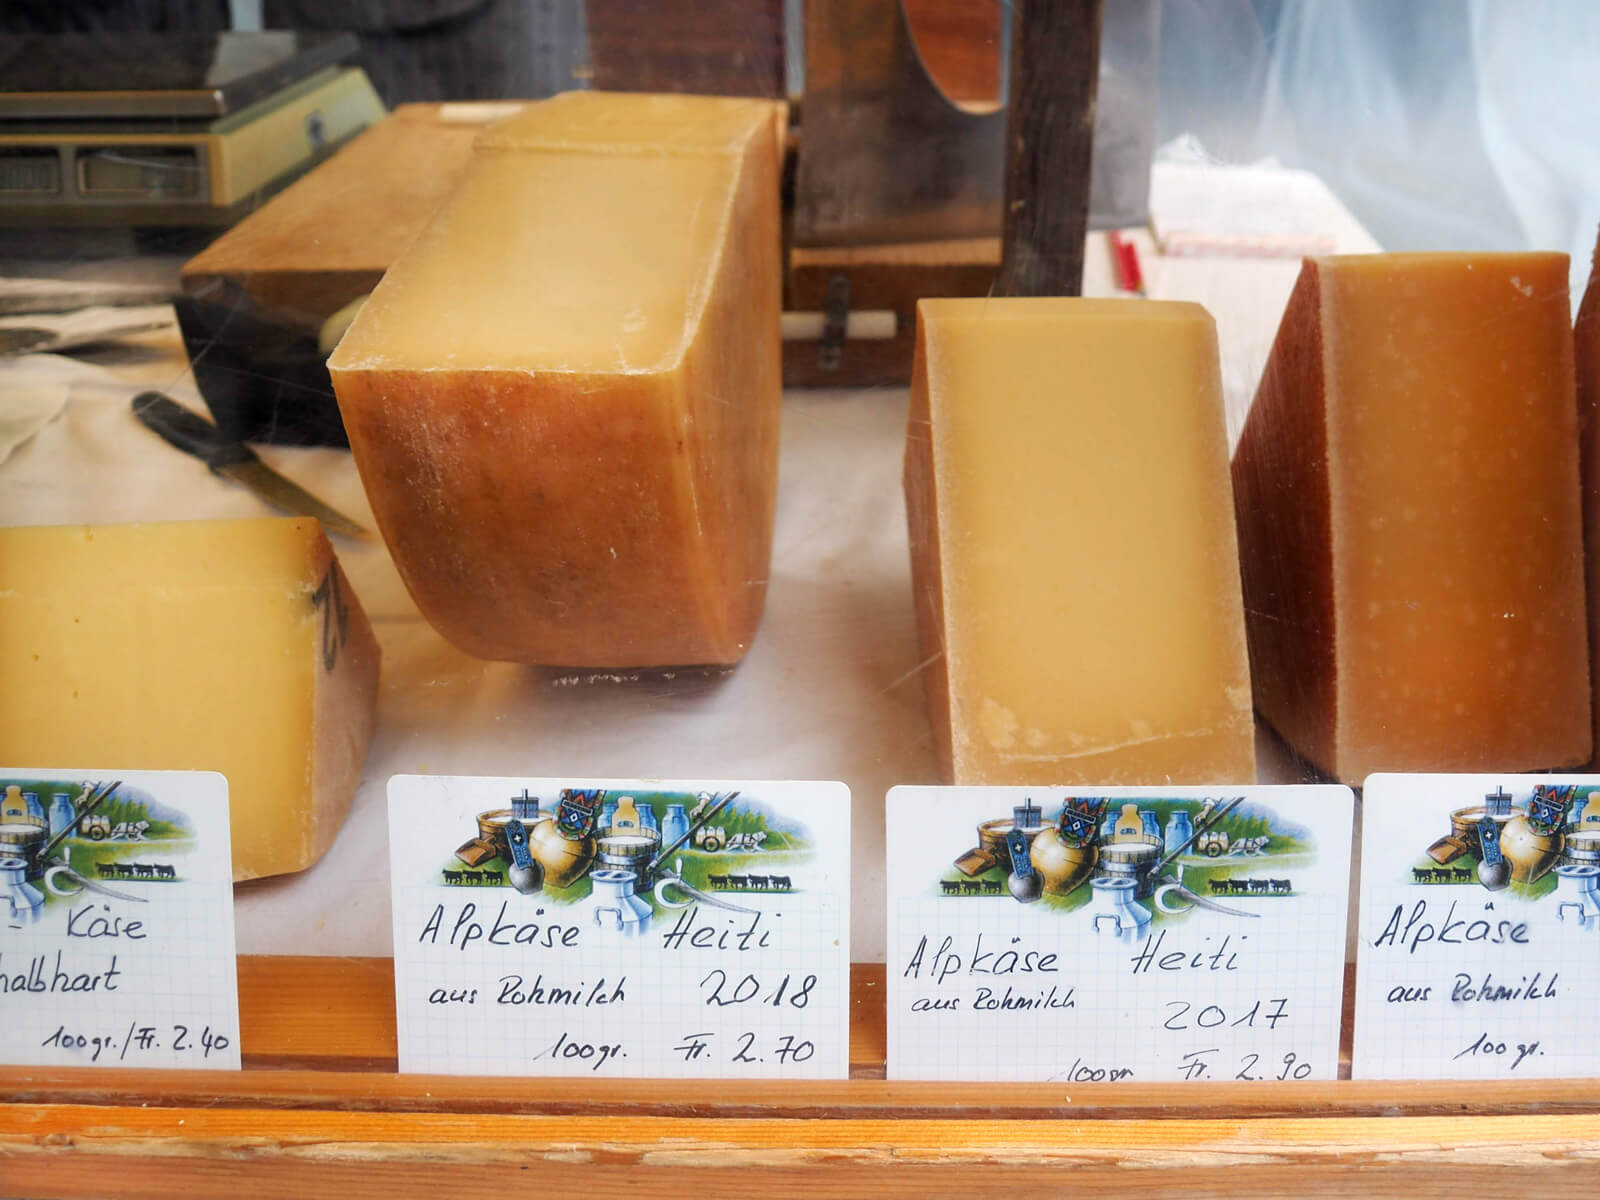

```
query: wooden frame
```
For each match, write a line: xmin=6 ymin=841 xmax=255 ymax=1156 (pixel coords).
xmin=4 ymin=955 xmax=1599 ymax=1196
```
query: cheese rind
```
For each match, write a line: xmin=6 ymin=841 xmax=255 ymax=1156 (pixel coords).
xmin=905 ymin=297 xmax=1256 ymax=786
xmin=329 ymin=91 xmax=782 ymax=666
xmin=1233 ymin=253 xmax=1591 ymax=782
xmin=0 ymin=518 xmax=380 ymax=881
xmin=1579 ymin=230 xmax=1600 ymax=770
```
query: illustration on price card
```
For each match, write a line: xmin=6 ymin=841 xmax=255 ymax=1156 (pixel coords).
xmin=888 ymin=785 xmax=1353 ymax=1084
xmin=2 ymin=776 xmax=199 ymax=929
xmin=389 ymin=776 xmax=850 ymax=1080
xmin=1353 ymin=774 xmax=1600 ymax=1081
xmin=440 ymin=786 xmax=817 ymax=938
xmin=0 ymin=768 xmax=239 ymax=1072
xmin=935 ymin=792 xmax=1316 ymax=941
xmin=1405 ymin=782 xmax=1600 ymax=923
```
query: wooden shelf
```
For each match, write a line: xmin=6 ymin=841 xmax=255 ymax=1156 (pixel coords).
xmin=4 ymin=956 xmax=1600 ymax=1197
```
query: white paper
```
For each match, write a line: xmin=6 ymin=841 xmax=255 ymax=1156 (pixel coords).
xmin=1148 ymin=162 xmax=1355 ymax=258
xmin=389 ymin=775 xmax=851 ymax=1078
xmin=1352 ymin=773 xmax=1600 ymax=1080
xmin=0 ymin=768 xmax=240 ymax=1070
xmin=887 ymin=785 xmax=1353 ymax=1082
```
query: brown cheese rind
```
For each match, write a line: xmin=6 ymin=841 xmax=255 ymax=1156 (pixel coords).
xmin=1235 ymin=253 xmax=1590 ymax=783
xmin=1231 ymin=261 xmax=1339 ymax=775
xmin=329 ymin=92 xmax=782 ymax=668
xmin=1579 ymin=229 xmax=1600 ymax=770
xmin=904 ymin=314 xmax=956 ymax=782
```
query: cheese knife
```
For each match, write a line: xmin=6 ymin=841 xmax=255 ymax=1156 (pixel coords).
xmin=131 ymin=391 xmax=369 ymax=538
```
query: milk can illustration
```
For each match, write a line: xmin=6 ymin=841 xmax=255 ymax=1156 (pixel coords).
xmin=1087 ymin=875 xmax=1151 ymax=943
xmin=1 ymin=857 xmax=44 ymax=925
xmin=1164 ymin=809 xmax=1194 ymax=857
xmin=590 ymin=869 xmax=653 ymax=936
xmin=662 ymin=803 xmax=690 ymax=850
xmin=1555 ymin=864 xmax=1600 ymax=931
xmin=48 ymin=792 xmax=76 ymax=841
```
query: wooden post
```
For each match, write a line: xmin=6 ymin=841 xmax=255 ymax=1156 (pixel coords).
xmin=995 ymin=0 xmax=1103 ymax=298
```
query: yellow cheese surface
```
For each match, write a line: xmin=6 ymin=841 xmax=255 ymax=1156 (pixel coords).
xmin=1234 ymin=253 xmax=1590 ymax=782
xmin=905 ymin=298 xmax=1256 ymax=786
xmin=329 ymin=91 xmax=782 ymax=667
xmin=0 ymin=518 xmax=380 ymax=881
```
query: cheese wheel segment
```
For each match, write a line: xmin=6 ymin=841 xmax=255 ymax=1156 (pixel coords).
xmin=0 ymin=518 xmax=380 ymax=881
xmin=328 ymin=91 xmax=782 ymax=667
xmin=905 ymin=297 xmax=1256 ymax=786
xmin=1233 ymin=253 xmax=1590 ymax=783
xmin=1579 ymin=229 xmax=1600 ymax=770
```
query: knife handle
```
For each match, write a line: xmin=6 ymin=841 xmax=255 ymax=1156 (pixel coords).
xmin=132 ymin=391 xmax=255 ymax=470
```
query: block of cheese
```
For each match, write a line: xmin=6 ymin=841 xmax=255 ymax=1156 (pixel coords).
xmin=1579 ymin=230 xmax=1600 ymax=769
xmin=904 ymin=297 xmax=1256 ymax=786
xmin=1233 ymin=253 xmax=1590 ymax=783
xmin=328 ymin=91 xmax=782 ymax=667
xmin=0 ymin=518 xmax=380 ymax=881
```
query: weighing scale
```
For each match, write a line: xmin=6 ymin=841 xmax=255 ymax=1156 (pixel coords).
xmin=0 ymin=31 xmax=384 ymax=227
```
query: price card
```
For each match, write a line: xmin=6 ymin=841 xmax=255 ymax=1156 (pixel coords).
xmin=1353 ymin=773 xmax=1600 ymax=1079
xmin=0 ymin=769 xmax=239 ymax=1070
xmin=886 ymin=785 xmax=1353 ymax=1082
xmin=389 ymin=776 xmax=850 ymax=1078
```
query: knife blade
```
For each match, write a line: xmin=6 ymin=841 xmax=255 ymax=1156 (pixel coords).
xmin=131 ymin=391 xmax=369 ymax=539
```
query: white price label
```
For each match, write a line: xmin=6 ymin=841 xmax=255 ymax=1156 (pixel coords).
xmin=887 ymin=785 xmax=1353 ymax=1083
xmin=388 ymin=776 xmax=851 ymax=1079
xmin=1353 ymin=773 xmax=1600 ymax=1079
xmin=0 ymin=768 xmax=239 ymax=1070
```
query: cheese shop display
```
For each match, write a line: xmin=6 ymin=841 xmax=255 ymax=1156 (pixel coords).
xmin=0 ymin=518 xmax=380 ymax=881
xmin=1232 ymin=252 xmax=1590 ymax=785
xmin=1580 ymin=227 xmax=1600 ymax=770
xmin=903 ymin=297 xmax=1256 ymax=786
xmin=328 ymin=91 xmax=783 ymax=668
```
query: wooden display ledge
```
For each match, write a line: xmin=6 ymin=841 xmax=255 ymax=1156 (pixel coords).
xmin=4 ymin=957 xmax=1600 ymax=1197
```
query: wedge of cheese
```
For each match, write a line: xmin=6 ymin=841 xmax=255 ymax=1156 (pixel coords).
xmin=904 ymin=298 xmax=1256 ymax=786
xmin=0 ymin=518 xmax=380 ymax=881
xmin=328 ymin=91 xmax=782 ymax=667
xmin=1579 ymin=230 xmax=1600 ymax=770
xmin=1233 ymin=253 xmax=1590 ymax=782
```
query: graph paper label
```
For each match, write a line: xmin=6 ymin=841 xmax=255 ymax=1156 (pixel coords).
xmin=389 ymin=776 xmax=851 ymax=1078
xmin=0 ymin=768 xmax=239 ymax=1070
xmin=886 ymin=785 xmax=1353 ymax=1082
xmin=1353 ymin=773 xmax=1600 ymax=1080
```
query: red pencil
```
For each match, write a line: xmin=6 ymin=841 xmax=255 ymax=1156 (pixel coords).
xmin=1108 ymin=230 xmax=1146 ymax=296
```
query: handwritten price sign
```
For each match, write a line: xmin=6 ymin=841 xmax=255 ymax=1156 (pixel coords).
xmin=886 ymin=785 xmax=1353 ymax=1083
xmin=0 ymin=769 xmax=240 ymax=1071
xmin=388 ymin=776 xmax=851 ymax=1079
xmin=1353 ymin=773 xmax=1600 ymax=1080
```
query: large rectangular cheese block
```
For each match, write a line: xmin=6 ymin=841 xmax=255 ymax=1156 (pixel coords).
xmin=328 ymin=91 xmax=782 ymax=667
xmin=0 ymin=518 xmax=380 ymax=881
xmin=181 ymin=104 xmax=486 ymax=324
xmin=904 ymin=297 xmax=1256 ymax=786
xmin=1232 ymin=253 xmax=1590 ymax=783
xmin=1579 ymin=229 xmax=1600 ymax=770
xmin=177 ymin=104 xmax=493 ymax=446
